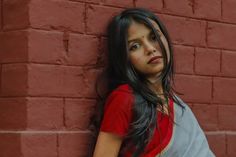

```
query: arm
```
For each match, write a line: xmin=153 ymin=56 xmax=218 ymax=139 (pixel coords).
xmin=93 ymin=131 xmax=123 ymax=157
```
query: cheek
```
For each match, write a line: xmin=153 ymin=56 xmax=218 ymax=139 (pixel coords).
xmin=130 ymin=56 xmax=140 ymax=66
xmin=129 ymin=54 xmax=144 ymax=68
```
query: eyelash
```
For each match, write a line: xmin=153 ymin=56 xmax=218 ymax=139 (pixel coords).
xmin=129 ymin=43 xmax=140 ymax=51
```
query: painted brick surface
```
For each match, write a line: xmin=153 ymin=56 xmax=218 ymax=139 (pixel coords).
xmin=0 ymin=133 xmax=22 ymax=157
xmin=173 ymin=45 xmax=194 ymax=74
xmin=58 ymin=132 xmax=93 ymax=157
xmin=222 ymin=50 xmax=236 ymax=77
xmin=86 ymin=5 xmax=122 ymax=35
xmin=213 ymin=77 xmax=236 ymax=104
xmin=1 ymin=0 xmax=236 ymax=157
xmin=195 ymin=48 xmax=221 ymax=76
xmin=0 ymin=98 xmax=27 ymax=130
xmin=1 ymin=64 xmax=28 ymax=96
xmin=28 ymin=30 xmax=66 ymax=64
xmin=29 ymin=0 xmax=85 ymax=32
xmin=0 ymin=31 xmax=28 ymax=63
xmin=227 ymin=134 xmax=236 ymax=157
xmin=222 ymin=0 xmax=236 ymax=23
xmin=135 ymin=0 xmax=163 ymax=12
xmin=160 ymin=15 xmax=207 ymax=46
xmin=174 ymin=74 xmax=212 ymax=103
xmin=163 ymin=0 xmax=193 ymax=16
xmin=27 ymin=98 xmax=64 ymax=130
xmin=65 ymin=99 xmax=96 ymax=130
xmin=21 ymin=134 xmax=58 ymax=157
xmin=194 ymin=0 xmax=221 ymax=20
xmin=191 ymin=104 xmax=218 ymax=131
xmin=206 ymin=133 xmax=227 ymax=157
xmin=68 ymin=34 xmax=100 ymax=66
xmin=3 ymin=0 xmax=30 ymax=30
xmin=207 ymin=22 xmax=236 ymax=50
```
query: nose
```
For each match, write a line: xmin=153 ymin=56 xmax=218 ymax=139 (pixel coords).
xmin=143 ymin=40 xmax=157 ymax=55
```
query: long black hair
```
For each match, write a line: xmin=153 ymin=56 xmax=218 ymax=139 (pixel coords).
xmin=93 ymin=8 xmax=184 ymax=157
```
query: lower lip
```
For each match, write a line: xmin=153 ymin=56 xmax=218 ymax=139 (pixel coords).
xmin=149 ymin=58 xmax=162 ymax=64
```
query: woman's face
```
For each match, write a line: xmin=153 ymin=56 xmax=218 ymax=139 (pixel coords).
xmin=127 ymin=19 xmax=170 ymax=81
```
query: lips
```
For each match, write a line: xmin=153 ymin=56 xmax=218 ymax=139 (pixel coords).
xmin=148 ymin=56 xmax=162 ymax=64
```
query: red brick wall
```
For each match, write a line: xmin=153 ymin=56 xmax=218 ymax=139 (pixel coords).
xmin=0 ymin=0 xmax=235 ymax=157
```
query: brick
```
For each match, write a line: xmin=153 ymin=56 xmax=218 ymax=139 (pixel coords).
xmin=222 ymin=50 xmax=236 ymax=77
xmin=21 ymin=133 xmax=57 ymax=157
xmin=3 ymin=0 xmax=29 ymax=30
xmin=63 ymin=66 xmax=88 ymax=97
xmin=0 ymin=98 xmax=27 ymax=130
xmin=27 ymin=98 xmax=64 ymax=130
xmin=0 ymin=64 xmax=1 ymax=90
xmin=191 ymin=104 xmax=218 ymax=131
xmin=103 ymin=0 xmax=133 ymax=7
xmin=194 ymin=0 xmax=221 ymax=20
xmin=174 ymin=74 xmax=212 ymax=103
xmin=160 ymin=15 xmax=206 ymax=46
xmin=218 ymin=105 xmax=236 ymax=130
xmin=28 ymin=64 xmax=65 ymax=96
xmin=93 ymin=68 xmax=109 ymax=98
xmin=0 ymin=0 xmax=2 ymax=30
xmin=97 ymin=37 xmax=108 ymax=66
xmin=207 ymin=22 xmax=236 ymax=50
xmin=164 ymin=0 xmax=193 ymax=16
xmin=65 ymin=99 xmax=96 ymax=130
xmin=28 ymin=64 xmax=84 ymax=97
xmin=135 ymin=0 xmax=163 ymax=12
xmin=0 ymin=133 xmax=21 ymax=157
xmin=206 ymin=133 xmax=226 ymax=157
xmin=68 ymin=34 xmax=99 ymax=66
xmin=195 ymin=48 xmax=221 ymax=76
xmin=222 ymin=0 xmax=236 ymax=23
xmin=28 ymin=30 xmax=66 ymax=64
xmin=87 ymin=5 xmax=122 ymax=35
xmin=29 ymin=0 xmax=85 ymax=32
xmin=58 ymin=132 xmax=94 ymax=157
xmin=71 ymin=0 xmax=100 ymax=3
xmin=0 ymin=31 xmax=28 ymax=63
xmin=1 ymin=64 xmax=28 ymax=96
xmin=81 ymin=68 xmax=102 ymax=98
xmin=173 ymin=45 xmax=194 ymax=74
xmin=227 ymin=134 xmax=236 ymax=156
xmin=213 ymin=77 xmax=236 ymax=104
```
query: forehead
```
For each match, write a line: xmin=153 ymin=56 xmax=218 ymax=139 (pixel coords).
xmin=128 ymin=19 xmax=161 ymax=39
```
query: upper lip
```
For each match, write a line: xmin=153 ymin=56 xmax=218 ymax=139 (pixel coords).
xmin=148 ymin=56 xmax=162 ymax=64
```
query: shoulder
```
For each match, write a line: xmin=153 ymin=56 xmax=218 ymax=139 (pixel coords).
xmin=106 ymin=84 xmax=134 ymax=107
xmin=110 ymin=84 xmax=133 ymax=95
xmin=103 ymin=84 xmax=135 ymax=113
xmin=101 ymin=84 xmax=135 ymax=136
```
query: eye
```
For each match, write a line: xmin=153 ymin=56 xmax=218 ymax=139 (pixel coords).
xmin=129 ymin=43 xmax=140 ymax=51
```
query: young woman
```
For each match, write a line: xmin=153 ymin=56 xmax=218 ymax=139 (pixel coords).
xmin=92 ymin=8 xmax=215 ymax=157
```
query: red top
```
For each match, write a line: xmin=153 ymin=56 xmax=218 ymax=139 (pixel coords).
xmin=100 ymin=84 xmax=174 ymax=157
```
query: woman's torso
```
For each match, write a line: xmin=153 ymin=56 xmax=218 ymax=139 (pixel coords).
xmin=100 ymin=84 xmax=215 ymax=157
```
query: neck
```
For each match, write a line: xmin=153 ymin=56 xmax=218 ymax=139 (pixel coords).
xmin=147 ymin=77 xmax=168 ymax=101
xmin=148 ymin=80 xmax=163 ymax=95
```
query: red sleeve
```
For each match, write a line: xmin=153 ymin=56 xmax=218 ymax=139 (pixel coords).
xmin=100 ymin=87 xmax=134 ymax=137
